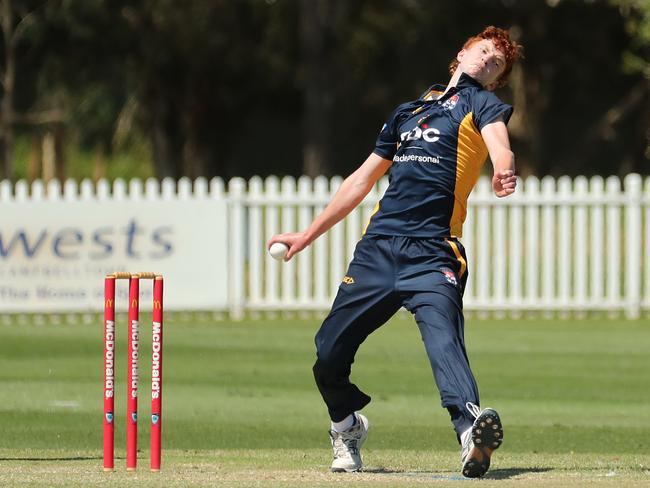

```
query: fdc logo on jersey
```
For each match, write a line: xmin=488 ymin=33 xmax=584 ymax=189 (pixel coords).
xmin=400 ymin=126 xmax=440 ymax=143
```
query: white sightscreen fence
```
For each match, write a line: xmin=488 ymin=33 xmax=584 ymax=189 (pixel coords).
xmin=228 ymin=175 xmax=389 ymax=315
xmin=229 ymin=174 xmax=650 ymax=319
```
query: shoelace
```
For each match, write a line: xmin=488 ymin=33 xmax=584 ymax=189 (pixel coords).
xmin=466 ymin=402 xmax=482 ymax=420
xmin=331 ymin=427 xmax=360 ymax=456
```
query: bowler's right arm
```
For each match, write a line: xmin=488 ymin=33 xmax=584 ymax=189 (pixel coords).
xmin=267 ymin=153 xmax=391 ymax=260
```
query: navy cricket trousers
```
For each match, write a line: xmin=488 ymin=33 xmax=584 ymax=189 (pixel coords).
xmin=312 ymin=234 xmax=479 ymax=435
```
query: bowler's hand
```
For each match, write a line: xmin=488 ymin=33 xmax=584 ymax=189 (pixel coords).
xmin=492 ymin=170 xmax=516 ymax=197
xmin=267 ymin=232 xmax=309 ymax=261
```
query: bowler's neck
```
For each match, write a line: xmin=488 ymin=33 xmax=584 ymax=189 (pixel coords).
xmin=443 ymin=68 xmax=464 ymax=96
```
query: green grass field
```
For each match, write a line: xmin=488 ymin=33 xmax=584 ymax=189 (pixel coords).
xmin=0 ymin=315 xmax=649 ymax=487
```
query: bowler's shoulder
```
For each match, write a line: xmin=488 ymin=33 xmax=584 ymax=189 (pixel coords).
xmin=467 ymin=87 xmax=505 ymax=106
xmin=466 ymin=87 xmax=513 ymax=128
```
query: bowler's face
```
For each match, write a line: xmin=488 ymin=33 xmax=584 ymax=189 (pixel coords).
xmin=457 ymin=39 xmax=506 ymax=90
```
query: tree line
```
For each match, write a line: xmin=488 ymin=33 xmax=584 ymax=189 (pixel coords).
xmin=1 ymin=0 xmax=648 ymax=182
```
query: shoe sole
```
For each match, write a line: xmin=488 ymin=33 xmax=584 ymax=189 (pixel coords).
xmin=462 ymin=408 xmax=503 ymax=478
xmin=331 ymin=467 xmax=362 ymax=473
xmin=330 ymin=414 xmax=369 ymax=473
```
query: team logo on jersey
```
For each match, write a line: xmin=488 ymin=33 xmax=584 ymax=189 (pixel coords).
xmin=442 ymin=95 xmax=459 ymax=111
xmin=441 ymin=268 xmax=458 ymax=286
xmin=342 ymin=276 xmax=355 ymax=285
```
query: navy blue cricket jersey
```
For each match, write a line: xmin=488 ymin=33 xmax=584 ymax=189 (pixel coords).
xmin=368 ymin=73 xmax=512 ymax=238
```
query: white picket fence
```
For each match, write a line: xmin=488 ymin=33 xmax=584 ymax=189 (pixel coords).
xmin=228 ymin=173 xmax=650 ymax=319
xmin=1 ymin=174 xmax=649 ymax=318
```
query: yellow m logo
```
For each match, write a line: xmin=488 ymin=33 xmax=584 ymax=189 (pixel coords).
xmin=105 ymin=299 xmax=114 ymax=308
xmin=153 ymin=300 xmax=162 ymax=310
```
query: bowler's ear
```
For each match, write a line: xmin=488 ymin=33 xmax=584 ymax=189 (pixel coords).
xmin=485 ymin=81 xmax=499 ymax=92
xmin=456 ymin=49 xmax=466 ymax=62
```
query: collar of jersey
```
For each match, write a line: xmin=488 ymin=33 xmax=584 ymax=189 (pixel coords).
xmin=423 ymin=73 xmax=484 ymax=100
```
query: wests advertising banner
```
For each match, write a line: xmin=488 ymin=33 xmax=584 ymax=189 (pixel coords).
xmin=0 ymin=198 xmax=228 ymax=312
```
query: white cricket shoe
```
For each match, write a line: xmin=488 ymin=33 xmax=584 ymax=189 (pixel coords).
xmin=460 ymin=402 xmax=503 ymax=478
xmin=329 ymin=413 xmax=369 ymax=472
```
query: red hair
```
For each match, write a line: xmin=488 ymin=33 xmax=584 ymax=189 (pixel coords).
xmin=448 ymin=26 xmax=524 ymax=88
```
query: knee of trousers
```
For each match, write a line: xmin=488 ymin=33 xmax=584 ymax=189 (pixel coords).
xmin=314 ymin=329 xmax=350 ymax=366
xmin=312 ymin=357 xmax=348 ymax=385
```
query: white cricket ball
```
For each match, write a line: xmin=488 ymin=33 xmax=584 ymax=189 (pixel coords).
xmin=269 ymin=242 xmax=289 ymax=261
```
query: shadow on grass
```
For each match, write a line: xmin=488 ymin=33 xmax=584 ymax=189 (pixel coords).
xmin=363 ymin=467 xmax=469 ymax=481
xmin=485 ymin=467 xmax=553 ymax=479
xmin=364 ymin=466 xmax=553 ymax=481
xmin=0 ymin=456 xmax=102 ymax=461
